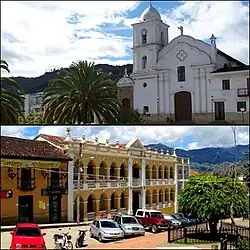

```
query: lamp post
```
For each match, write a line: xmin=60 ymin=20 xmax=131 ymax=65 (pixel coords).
xmin=211 ymin=96 xmax=214 ymax=123
xmin=240 ymin=107 xmax=245 ymax=124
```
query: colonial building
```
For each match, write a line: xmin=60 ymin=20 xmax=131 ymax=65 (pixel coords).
xmin=117 ymin=4 xmax=249 ymax=124
xmin=24 ymin=92 xmax=44 ymax=115
xmin=35 ymin=128 xmax=190 ymax=222
xmin=0 ymin=136 xmax=72 ymax=225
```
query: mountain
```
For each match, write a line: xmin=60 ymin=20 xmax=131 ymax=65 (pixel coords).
xmin=145 ymin=143 xmax=249 ymax=172
xmin=9 ymin=64 xmax=133 ymax=94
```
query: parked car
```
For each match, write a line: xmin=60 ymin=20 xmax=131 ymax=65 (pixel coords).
xmin=10 ymin=223 xmax=46 ymax=250
xmin=113 ymin=214 xmax=145 ymax=237
xmin=89 ymin=218 xmax=124 ymax=242
xmin=163 ymin=214 xmax=182 ymax=227
xmin=171 ymin=213 xmax=190 ymax=225
xmin=135 ymin=209 xmax=172 ymax=233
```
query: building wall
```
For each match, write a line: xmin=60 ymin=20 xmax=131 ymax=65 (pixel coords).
xmin=0 ymin=159 xmax=68 ymax=225
xmin=24 ymin=92 xmax=44 ymax=115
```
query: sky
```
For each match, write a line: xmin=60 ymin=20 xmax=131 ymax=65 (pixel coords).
xmin=1 ymin=125 xmax=249 ymax=150
xmin=1 ymin=1 xmax=249 ymax=77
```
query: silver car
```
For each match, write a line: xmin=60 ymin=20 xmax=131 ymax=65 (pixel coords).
xmin=113 ymin=214 xmax=145 ymax=236
xmin=90 ymin=219 xmax=124 ymax=242
xmin=163 ymin=214 xmax=181 ymax=227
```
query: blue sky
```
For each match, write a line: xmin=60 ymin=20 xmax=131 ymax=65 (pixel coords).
xmin=1 ymin=1 xmax=249 ymax=77
xmin=1 ymin=126 xmax=249 ymax=150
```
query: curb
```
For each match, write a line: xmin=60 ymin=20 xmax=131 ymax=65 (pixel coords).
xmin=1 ymin=221 xmax=92 ymax=232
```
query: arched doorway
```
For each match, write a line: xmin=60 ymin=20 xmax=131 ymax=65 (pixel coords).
xmin=122 ymin=98 xmax=131 ymax=109
xmin=87 ymin=194 xmax=94 ymax=213
xmin=120 ymin=164 xmax=126 ymax=180
xmin=146 ymin=190 xmax=151 ymax=205
xmin=87 ymin=160 xmax=95 ymax=180
xmin=153 ymin=189 xmax=157 ymax=204
xmin=174 ymin=91 xmax=192 ymax=121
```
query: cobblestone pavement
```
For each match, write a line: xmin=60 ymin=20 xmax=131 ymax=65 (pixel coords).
xmin=1 ymin=225 xmax=154 ymax=249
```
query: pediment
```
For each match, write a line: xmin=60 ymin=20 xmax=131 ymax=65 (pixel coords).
xmin=125 ymin=138 xmax=145 ymax=150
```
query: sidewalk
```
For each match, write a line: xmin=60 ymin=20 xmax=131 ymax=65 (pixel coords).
xmin=0 ymin=221 xmax=92 ymax=232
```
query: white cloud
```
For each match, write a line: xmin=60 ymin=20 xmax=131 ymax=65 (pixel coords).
xmin=1 ymin=126 xmax=249 ymax=150
xmin=1 ymin=1 xmax=248 ymax=77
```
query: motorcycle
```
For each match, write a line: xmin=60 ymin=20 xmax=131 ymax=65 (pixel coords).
xmin=53 ymin=228 xmax=73 ymax=249
xmin=75 ymin=229 xmax=88 ymax=248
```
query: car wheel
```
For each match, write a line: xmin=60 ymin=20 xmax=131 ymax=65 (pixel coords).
xmin=151 ymin=225 xmax=158 ymax=233
xmin=75 ymin=241 xmax=79 ymax=248
xmin=98 ymin=233 xmax=103 ymax=242
xmin=68 ymin=242 xmax=73 ymax=249
xmin=89 ymin=229 xmax=94 ymax=238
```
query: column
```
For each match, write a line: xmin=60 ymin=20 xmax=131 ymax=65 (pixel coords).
xmin=106 ymin=167 xmax=110 ymax=182
xmin=128 ymin=157 xmax=133 ymax=186
xmin=149 ymin=168 xmax=152 ymax=180
xmin=174 ymin=163 xmax=178 ymax=212
xmin=94 ymin=199 xmax=100 ymax=218
xmin=128 ymin=188 xmax=133 ymax=215
xmin=161 ymin=167 xmax=164 ymax=180
xmin=115 ymin=197 xmax=121 ymax=213
xmin=142 ymin=188 xmax=146 ymax=209
xmin=83 ymin=201 xmax=88 ymax=221
xmin=105 ymin=198 xmax=111 ymax=218
xmin=115 ymin=166 xmax=121 ymax=181
xmin=95 ymin=166 xmax=100 ymax=183
xmin=141 ymin=158 xmax=146 ymax=186
xmin=149 ymin=192 xmax=153 ymax=206
xmin=67 ymin=155 xmax=74 ymax=222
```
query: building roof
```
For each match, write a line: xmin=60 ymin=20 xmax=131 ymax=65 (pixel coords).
xmin=217 ymin=50 xmax=246 ymax=66
xmin=0 ymin=136 xmax=72 ymax=161
xmin=211 ymin=64 xmax=250 ymax=74
xmin=36 ymin=134 xmax=126 ymax=149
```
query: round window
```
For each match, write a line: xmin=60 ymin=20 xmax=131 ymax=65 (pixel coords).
xmin=143 ymin=82 xmax=147 ymax=88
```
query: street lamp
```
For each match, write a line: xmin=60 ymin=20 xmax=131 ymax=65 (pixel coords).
xmin=240 ymin=107 xmax=245 ymax=124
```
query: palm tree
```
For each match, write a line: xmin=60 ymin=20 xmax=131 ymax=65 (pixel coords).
xmin=43 ymin=60 xmax=121 ymax=124
xmin=1 ymin=60 xmax=24 ymax=124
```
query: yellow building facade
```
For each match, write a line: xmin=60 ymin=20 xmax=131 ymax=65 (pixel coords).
xmin=0 ymin=136 xmax=72 ymax=226
xmin=37 ymin=130 xmax=190 ymax=222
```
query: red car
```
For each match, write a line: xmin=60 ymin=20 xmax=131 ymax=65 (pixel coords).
xmin=10 ymin=223 xmax=46 ymax=250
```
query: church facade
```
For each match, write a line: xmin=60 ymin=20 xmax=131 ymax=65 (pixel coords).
xmin=117 ymin=5 xmax=249 ymax=124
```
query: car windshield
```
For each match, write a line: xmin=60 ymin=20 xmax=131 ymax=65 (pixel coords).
xmin=16 ymin=227 xmax=41 ymax=237
xmin=122 ymin=217 xmax=138 ymax=224
xmin=100 ymin=221 xmax=118 ymax=228
xmin=151 ymin=212 xmax=163 ymax=218
xmin=173 ymin=214 xmax=182 ymax=219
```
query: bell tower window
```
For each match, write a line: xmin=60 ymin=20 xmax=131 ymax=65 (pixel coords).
xmin=142 ymin=56 xmax=147 ymax=69
xmin=141 ymin=29 xmax=147 ymax=44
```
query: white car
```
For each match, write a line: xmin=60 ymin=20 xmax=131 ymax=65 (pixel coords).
xmin=163 ymin=214 xmax=181 ymax=227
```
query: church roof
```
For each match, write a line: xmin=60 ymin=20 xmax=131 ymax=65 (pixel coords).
xmin=217 ymin=50 xmax=246 ymax=66
xmin=211 ymin=65 xmax=249 ymax=74
xmin=140 ymin=5 xmax=161 ymax=22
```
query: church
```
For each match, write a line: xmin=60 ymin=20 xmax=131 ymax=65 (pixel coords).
xmin=117 ymin=4 xmax=249 ymax=124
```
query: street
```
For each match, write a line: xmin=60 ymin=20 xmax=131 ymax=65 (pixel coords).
xmin=1 ymin=225 xmax=157 ymax=249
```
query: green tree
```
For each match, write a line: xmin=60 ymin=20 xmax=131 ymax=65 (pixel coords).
xmin=117 ymin=107 xmax=144 ymax=124
xmin=1 ymin=60 xmax=24 ymax=124
xmin=43 ymin=60 xmax=121 ymax=124
xmin=19 ymin=111 xmax=44 ymax=124
xmin=178 ymin=174 xmax=249 ymax=235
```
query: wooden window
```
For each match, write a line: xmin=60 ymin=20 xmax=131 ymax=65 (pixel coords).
xmin=21 ymin=168 xmax=32 ymax=189
xmin=222 ymin=79 xmax=230 ymax=90
xmin=177 ymin=66 xmax=185 ymax=82
xmin=237 ymin=101 xmax=246 ymax=112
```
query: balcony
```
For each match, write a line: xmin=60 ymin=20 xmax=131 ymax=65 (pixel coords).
xmin=120 ymin=208 xmax=127 ymax=214
xmin=110 ymin=180 xmax=118 ymax=187
xmin=237 ymin=88 xmax=250 ymax=97
xmin=110 ymin=209 xmax=117 ymax=217
xmin=132 ymin=178 xmax=142 ymax=186
xmin=87 ymin=212 xmax=95 ymax=221
xmin=87 ymin=180 xmax=96 ymax=188
xmin=73 ymin=180 xmax=84 ymax=189
xmin=100 ymin=180 xmax=108 ymax=187
xmin=19 ymin=180 xmax=36 ymax=191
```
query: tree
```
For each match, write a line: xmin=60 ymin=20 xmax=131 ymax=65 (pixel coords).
xmin=19 ymin=111 xmax=44 ymax=124
xmin=42 ymin=60 xmax=121 ymax=124
xmin=178 ymin=174 xmax=249 ymax=235
xmin=1 ymin=60 xmax=24 ymax=124
xmin=116 ymin=107 xmax=144 ymax=124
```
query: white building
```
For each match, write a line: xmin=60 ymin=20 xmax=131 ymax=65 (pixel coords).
xmin=117 ymin=4 xmax=249 ymax=124
xmin=24 ymin=92 xmax=44 ymax=115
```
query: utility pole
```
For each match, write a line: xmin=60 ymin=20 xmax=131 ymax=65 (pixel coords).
xmin=77 ymin=142 xmax=83 ymax=224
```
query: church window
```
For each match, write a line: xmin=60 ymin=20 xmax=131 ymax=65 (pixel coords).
xmin=143 ymin=82 xmax=147 ymax=88
xmin=177 ymin=66 xmax=185 ymax=82
xmin=142 ymin=56 xmax=147 ymax=69
xmin=141 ymin=29 xmax=147 ymax=44
xmin=161 ymin=32 xmax=164 ymax=45
xmin=222 ymin=79 xmax=230 ymax=90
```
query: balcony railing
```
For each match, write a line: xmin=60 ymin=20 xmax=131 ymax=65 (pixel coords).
xmin=100 ymin=180 xmax=107 ymax=187
xmin=132 ymin=178 xmax=142 ymax=186
xmin=110 ymin=209 xmax=117 ymax=217
xmin=110 ymin=180 xmax=117 ymax=187
xmin=87 ymin=180 xmax=95 ymax=188
xmin=237 ymin=88 xmax=250 ymax=97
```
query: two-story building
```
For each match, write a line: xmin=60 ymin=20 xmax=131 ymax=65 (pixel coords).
xmin=36 ymin=128 xmax=190 ymax=222
xmin=0 ymin=136 xmax=72 ymax=225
